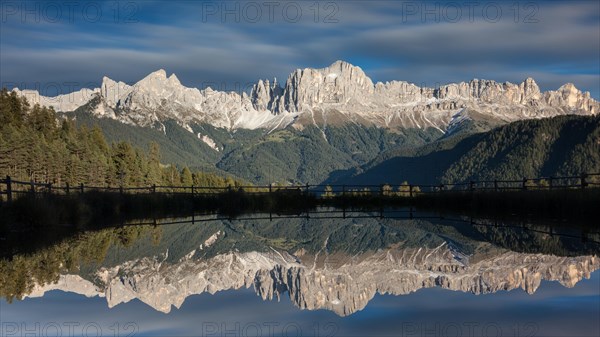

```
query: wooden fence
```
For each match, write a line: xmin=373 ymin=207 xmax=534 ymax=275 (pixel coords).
xmin=0 ymin=172 xmax=599 ymax=202
xmin=313 ymin=172 xmax=600 ymax=196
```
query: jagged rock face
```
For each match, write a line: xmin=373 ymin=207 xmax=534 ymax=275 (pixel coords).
xmin=278 ymin=60 xmax=375 ymax=112
xmin=253 ymin=63 xmax=598 ymax=130
xmin=101 ymin=76 xmax=131 ymax=108
xmin=434 ymin=78 xmax=542 ymax=104
xmin=13 ymin=61 xmax=599 ymax=132
xmin=545 ymin=83 xmax=596 ymax=112
xmin=27 ymin=242 xmax=599 ymax=316
xmin=250 ymin=78 xmax=283 ymax=112
xmin=99 ymin=69 xmax=266 ymax=129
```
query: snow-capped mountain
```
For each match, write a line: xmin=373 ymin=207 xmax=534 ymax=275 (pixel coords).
xmin=94 ymin=69 xmax=294 ymax=130
xmin=14 ymin=61 xmax=599 ymax=133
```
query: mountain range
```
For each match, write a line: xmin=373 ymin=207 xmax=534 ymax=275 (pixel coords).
xmin=15 ymin=60 xmax=598 ymax=131
xmin=13 ymin=61 xmax=600 ymax=184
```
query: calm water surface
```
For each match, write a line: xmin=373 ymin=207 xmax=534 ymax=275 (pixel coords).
xmin=2 ymin=211 xmax=599 ymax=337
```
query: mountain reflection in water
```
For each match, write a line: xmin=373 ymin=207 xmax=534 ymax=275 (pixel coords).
xmin=5 ymin=210 xmax=598 ymax=319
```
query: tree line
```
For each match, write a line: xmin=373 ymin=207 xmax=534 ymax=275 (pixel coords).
xmin=0 ymin=88 xmax=244 ymax=188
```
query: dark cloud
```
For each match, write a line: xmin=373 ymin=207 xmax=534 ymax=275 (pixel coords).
xmin=1 ymin=1 xmax=598 ymax=98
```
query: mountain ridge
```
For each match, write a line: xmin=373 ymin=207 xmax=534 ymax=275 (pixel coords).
xmin=332 ymin=114 xmax=600 ymax=185
xmin=13 ymin=61 xmax=598 ymax=133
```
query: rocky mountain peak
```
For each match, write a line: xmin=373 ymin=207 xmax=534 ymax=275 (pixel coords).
xmin=101 ymin=75 xmax=113 ymax=84
xmin=331 ymin=59 xmax=349 ymax=67
xmin=520 ymin=77 xmax=541 ymax=101
xmin=12 ymin=61 xmax=599 ymax=132
xmin=544 ymin=82 xmax=596 ymax=112
xmin=524 ymin=77 xmax=537 ymax=85
xmin=101 ymin=76 xmax=131 ymax=107
xmin=325 ymin=59 xmax=366 ymax=74
xmin=250 ymin=78 xmax=283 ymax=111
xmin=168 ymin=73 xmax=181 ymax=86
xmin=274 ymin=60 xmax=375 ymax=112
xmin=558 ymin=82 xmax=578 ymax=93
xmin=135 ymin=69 xmax=174 ymax=88
xmin=148 ymin=69 xmax=167 ymax=79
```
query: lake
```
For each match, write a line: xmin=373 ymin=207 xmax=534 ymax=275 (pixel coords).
xmin=2 ymin=210 xmax=599 ymax=337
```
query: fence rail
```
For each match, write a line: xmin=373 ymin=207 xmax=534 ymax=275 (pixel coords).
xmin=1 ymin=173 xmax=599 ymax=202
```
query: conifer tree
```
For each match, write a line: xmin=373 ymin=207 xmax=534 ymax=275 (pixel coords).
xmin=181 ymin=166 xmax=193 ymax=186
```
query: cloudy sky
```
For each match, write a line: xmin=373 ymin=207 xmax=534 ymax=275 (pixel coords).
xmin=1 ymin=0 xmax=599 ymax=98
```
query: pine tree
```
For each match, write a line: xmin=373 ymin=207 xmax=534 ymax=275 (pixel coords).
xmin=146 ymin=142 xmax=162 ymax=186
xmin=181 ymin=166 xmax=193 ymax=186
xmin=162 ymin=165 xmax=180 ymax=188
xmin=112 ymin=142 xmax=135 ymax=187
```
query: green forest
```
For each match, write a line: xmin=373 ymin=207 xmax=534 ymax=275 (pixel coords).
xmin=341 ymin=114 xmax=600 ymax=186
xmin=0 ymin=89 xmax=244 ymax=188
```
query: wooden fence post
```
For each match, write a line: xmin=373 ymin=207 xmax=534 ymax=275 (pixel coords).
xmin=6 ymin=176 xmax=12 ymax=202
xmin=409 ymin=185 xmax=413 ymax=197
xmin=269 ymin=183 xmax=272 ymax=194
xmin=305 ymin=183 xmax=309 ymax=195
xmin=66 ymin=182 xmax=70 ymax=195
xmin=581 ymin=173 xmax=587 ymax=189
xmin=191 ymin=185 xmax=195 ymax=196
xmin=80 ymin=183 xmax=84 ymax=194
xmin=47 ymin=183 xmax=52 ymax=194
xmin=522 ymin=177 xmax=528 ymax=191
xmin=380 ymin=184 xmax=384 ymax=197
xmin=30 ymin=180 xmax=35 ymax=194
xmin=120 ymin=186 xmax=124 ymax=195
xmin=152 ymin=184 xmax=156 ymax=193
xmin=342 ymin=185 xmax=346 ymax=197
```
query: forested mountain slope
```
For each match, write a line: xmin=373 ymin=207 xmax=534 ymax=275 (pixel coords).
xmin=69 ymin=107 xmax=441 ymax=184
xmin=333 ymin=115 xmax=600 ymax=185
xmin=0 ymin=89 xmax=245 ymax=188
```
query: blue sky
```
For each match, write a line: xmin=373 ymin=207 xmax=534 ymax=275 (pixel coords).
xmin=1 ymin=0 xmax=599 ymax=98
